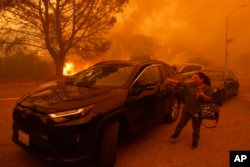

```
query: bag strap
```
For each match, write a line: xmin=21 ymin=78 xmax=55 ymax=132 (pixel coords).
xmin=202 ymin=121 xmax=217 ymax=128
xmin=202 ymin=112 xmax=219 ymax=128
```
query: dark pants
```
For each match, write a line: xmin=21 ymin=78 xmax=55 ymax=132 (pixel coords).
xmin=173 ymin=111 xmax=202 ymax=142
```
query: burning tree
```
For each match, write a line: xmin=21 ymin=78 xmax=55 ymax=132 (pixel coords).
xmin=0 ymin=0 xmax=128 ymax=78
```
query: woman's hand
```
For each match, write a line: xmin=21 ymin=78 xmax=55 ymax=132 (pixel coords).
xmin=193 ymin=113 xmax=199 ymax=119
xmin=196 ymin=90 xmax=205 ymax=98
xmin=196 ymin=90 xmax=211 ymax=101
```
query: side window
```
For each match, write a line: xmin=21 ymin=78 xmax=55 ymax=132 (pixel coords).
xmin=227 ymin=71 xmax=235 ymax=79
xmin=162 ymin=64 xmax=176 ymax=78
xmin=133 ymin=65 xmax=162 ymax=87
xmin=188 ymin=66 xmax=195 ymax=72
xmin=229 ymin=71 xmax=234 ymax=78
xmin=192 ymin=65 xmax=202 ymax=71
xmin=182 ymin=65 xmax=202 ymax=73
xmin=150 ymin=66 xmax=162 ymax=83
xmin=136 ymin=69 xmax=151 ymax=82
xmin=182 ymin=66 xmax=192 ymax=73
xmin=225 ymin=71 xmax=231 ymax=79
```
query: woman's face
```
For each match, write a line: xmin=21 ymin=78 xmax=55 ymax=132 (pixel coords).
xmin=193 ymin=74 xmax=204 ymax=86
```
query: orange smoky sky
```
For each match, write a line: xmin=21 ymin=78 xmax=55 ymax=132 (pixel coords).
xmin=106 ymin=0 xmax=250 ymax=72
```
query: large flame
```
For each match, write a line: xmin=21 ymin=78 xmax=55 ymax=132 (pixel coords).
xmin=63 ymin=61 xmax=93 ymax=76
xmin=63 ymin=61 xmax=75 ymax=76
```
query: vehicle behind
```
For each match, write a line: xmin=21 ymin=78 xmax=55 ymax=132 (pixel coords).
xmin=200 ymin=68 xmax=239 ymax=105
xmin=172 ymin=63 xmax=204 ymax=81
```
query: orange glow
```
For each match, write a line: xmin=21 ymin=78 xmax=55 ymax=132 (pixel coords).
xmin=63 ymin=60 xmax=93 ymax=76
xmin=63 ymin=61 xmax=75 ymax=76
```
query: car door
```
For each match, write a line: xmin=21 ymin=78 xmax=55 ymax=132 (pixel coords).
xmin=224 ymin=71 xmax=236 ymax=98
xmin=161 ymin=63 xmax=181 ymax=114
xmin=126 ymin=64 xmax=164 ymax=132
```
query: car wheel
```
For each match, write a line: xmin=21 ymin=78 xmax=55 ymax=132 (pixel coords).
xmin=234 ymin=87 xmax=239 ymax=97
xmin=166 ymin=97 xmax=180 ymax=122
xmin=217 ymin=90 xmax=225 ymax=106
xmin=98 ymin=120 xmax=119 ymax=167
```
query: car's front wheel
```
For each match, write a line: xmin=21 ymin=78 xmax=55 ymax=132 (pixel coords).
xmin=234 ymin=87 xmax=239 ymax=97
xmin=166 ymin=97 xmax=180 ymax=122
xmin=217 ymin=90 xmax=225 ymax=106
xmin=98 ymin=120 xmax=120 ymax=167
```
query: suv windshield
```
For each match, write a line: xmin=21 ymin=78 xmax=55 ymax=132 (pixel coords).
xmin=67 ymin=64 xmax=135 ymax=87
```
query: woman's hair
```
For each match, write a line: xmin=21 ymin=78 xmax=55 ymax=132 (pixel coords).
xmin=195 ymin=72 xmax=211 ymax=86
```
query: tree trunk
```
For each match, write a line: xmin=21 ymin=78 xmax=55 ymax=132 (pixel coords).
xmin=52 ymin=55 xmax=65 ymax=79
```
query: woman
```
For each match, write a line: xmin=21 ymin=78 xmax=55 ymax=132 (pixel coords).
xmin=167 ymin=72 xmax=212 ymax=149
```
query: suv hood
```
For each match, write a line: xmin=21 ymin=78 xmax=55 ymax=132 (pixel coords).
xmin=17 ymin=81 xmax=117 ymax=113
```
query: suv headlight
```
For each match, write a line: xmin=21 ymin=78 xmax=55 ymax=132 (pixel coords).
xmin=48 ymin=105 xmax=94 ymax=123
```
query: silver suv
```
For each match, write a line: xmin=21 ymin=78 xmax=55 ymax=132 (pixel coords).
xmin=172 ymin=63 xmax=204 ymax=81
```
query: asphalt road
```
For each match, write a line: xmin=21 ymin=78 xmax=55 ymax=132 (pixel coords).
xmin=1 ymin=74 xmax=250 ymax=167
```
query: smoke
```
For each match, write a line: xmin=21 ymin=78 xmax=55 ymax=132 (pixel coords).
xmin=106 ymin=0 xmax=250 ymax=72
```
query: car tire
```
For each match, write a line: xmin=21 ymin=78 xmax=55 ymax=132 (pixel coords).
xmin=217 ymin=90 xmax=225 ymax=106
xmin=234 ymin=87 xmax=239 ymax=97
xmin=98 ymin=120 xmax=120 ymax=167
xmin=166 ymin=97 xmax=180 ymax=122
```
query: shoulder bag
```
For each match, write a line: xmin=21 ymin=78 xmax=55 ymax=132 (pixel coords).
xmin=199 ymin=103 xmax=220 ymax=128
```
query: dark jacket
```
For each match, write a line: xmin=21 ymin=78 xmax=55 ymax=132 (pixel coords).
xmin=178 ymin=81 xmax=212 ymax=115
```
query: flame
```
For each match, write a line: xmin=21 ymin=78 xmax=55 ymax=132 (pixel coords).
xmin=63 ymin=61 xmax=93 ymax=76
xmin=63 ymin=61 xmax=75 ymax=76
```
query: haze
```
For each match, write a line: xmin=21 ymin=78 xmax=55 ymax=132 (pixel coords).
xmin=106 ymin=0 xmax=250 ymax=72
xmin=1 ymin=0 xmax=250 ymax=78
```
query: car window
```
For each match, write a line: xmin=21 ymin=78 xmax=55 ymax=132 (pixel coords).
xmin=224 ymin=71 xmax=230 ymax=80
xmin=132 ymin=65 xmax=162 ymax=87
xmin=228 ymin=71 xmax=235 ymax=79
xmin=173 ymin=65 xmax=184 ymax=72
xmin=192 ymin=65 xmax=202 ymax=71
xmin=69 ymin=64 xmax=135 ymax=87
xmin=176 ymin=64 xmax=203 ymax=73
xmin=181 ymin=66 xmax=192 ymax=73
xmin=150 ymin=66 xmax=162 ymax=83
xmin=161 ymin=64 xmax=176 ymax=78
xmin=204 ymin=71 xmax=224 ymax=81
